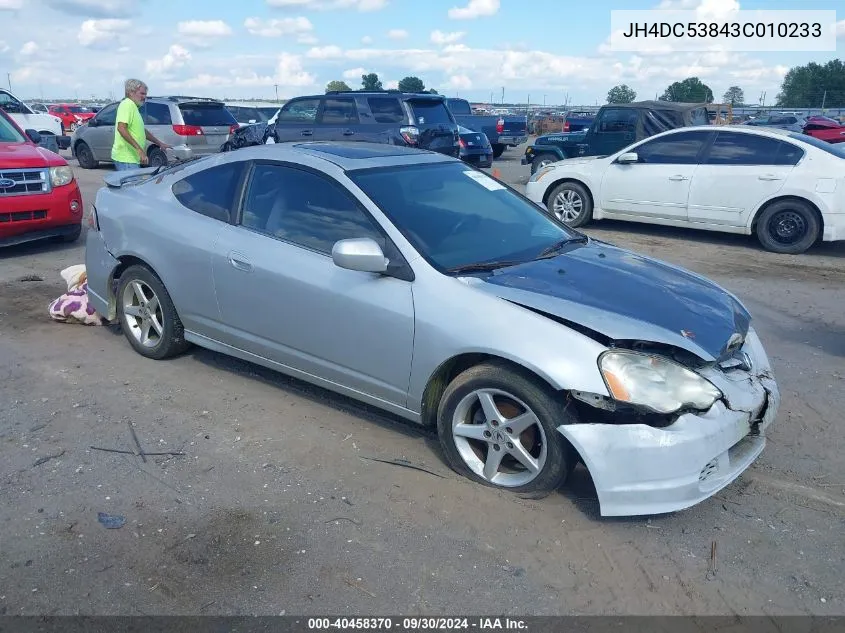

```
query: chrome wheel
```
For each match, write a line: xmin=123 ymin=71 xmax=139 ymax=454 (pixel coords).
xmin=122 ymin=280 xmax=163 ymax=348
xmin=451 ymin=388 xmax=548 ymax=487
xmin=552 ymin=189 xmax=583 ymax=223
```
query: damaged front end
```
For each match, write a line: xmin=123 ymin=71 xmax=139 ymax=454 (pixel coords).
xmin=557 ymin=328 xmax=779 ymax=517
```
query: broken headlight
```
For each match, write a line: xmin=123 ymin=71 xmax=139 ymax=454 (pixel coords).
xmin=598 ymin=350 xmax=722 ymax=414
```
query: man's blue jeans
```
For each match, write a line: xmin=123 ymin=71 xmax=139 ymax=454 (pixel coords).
xmin=114 ymin=161 xmax=140 ymax=171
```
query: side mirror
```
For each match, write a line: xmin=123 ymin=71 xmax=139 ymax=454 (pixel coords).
xmin=332 ymin=238 xmax=389 ymax=274
xmin=616 ymin=152 xmax=638 ymax=164
xmin=25 ymin=129 xmax=42 ymax=145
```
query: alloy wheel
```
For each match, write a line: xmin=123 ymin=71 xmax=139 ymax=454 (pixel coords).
xmin=552 ymin=189 xmax=583 ymax=223
xmin=122 ymin=280 xmax=164 ymax=348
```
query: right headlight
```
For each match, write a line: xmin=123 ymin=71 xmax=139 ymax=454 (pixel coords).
xmin=599 ymin=350 xmax=722 ymax=414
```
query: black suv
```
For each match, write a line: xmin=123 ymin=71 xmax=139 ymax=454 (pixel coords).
xmin=230 ymin=91 xmax=460 ymax=157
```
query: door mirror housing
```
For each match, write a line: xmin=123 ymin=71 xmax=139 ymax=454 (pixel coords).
xmin=332 ymin=238 xmax=389 ymax=274
xmin=616 ymin=152 xmax=639 ymax=164
xmin=25 ymin=129 xmax=42 ymax=145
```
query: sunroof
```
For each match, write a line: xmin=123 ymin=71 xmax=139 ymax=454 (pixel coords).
xmin=296 ymin=142 xmax=422 ymax=159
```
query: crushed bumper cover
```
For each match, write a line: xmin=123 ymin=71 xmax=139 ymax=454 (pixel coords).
xmin=557 ymin=329 xmax=780 ymax=517
xmin=84 ymin=228 xmax=120 ymax=320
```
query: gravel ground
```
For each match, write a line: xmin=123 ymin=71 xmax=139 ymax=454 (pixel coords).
xmin=0 ymin=144 xmax=843 ymax=616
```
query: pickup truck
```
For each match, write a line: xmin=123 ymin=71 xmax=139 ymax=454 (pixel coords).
xmin=0 ymin=88 xmax=70 ymax=151
xmin=446 ymin=98 xmax=527 ymax=158
xmin=521 ymin=100 xmax=710 ymax=174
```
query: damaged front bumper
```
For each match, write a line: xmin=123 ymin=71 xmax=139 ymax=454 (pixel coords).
xmin=557 ymin=329 xmax=780 ymax=517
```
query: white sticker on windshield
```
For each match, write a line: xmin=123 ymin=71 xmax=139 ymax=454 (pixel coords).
xmin=463 ymin=170 xmax=505 ymax=191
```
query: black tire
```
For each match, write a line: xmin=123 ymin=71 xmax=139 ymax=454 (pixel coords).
xmin=492 ymin=144 xmax=506 ymax=159
xmin=116 ymin=265 xmax=191 ymax=360
xmin=436 ymin=360 xmax=577 ymax=495
xmin=755 ymin=199 xmax=820 ymax=254
xmin=530 ymin=153 xmax=558 ymax=175
xmin=60 ymin=225 xmax=82 ymax=243
xmin=545 ymin=181 xmax=593 ymax=228
xmin=75 ymin=141 xmax=98 ymax=169
xmin=147 ymin=146 xmax=168 ymax=168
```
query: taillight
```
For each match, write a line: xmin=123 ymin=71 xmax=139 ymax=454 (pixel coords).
xmin=496 ymin=118 xmax=504 ymax=134
xmin=229 ymin=124 xmax=238 ymax=134
xmin=399 ymin=125 xmax=420 ymax=145
xmin=172 ymin=124 xmax=203 ymax=136
xmin=459 ymin=138 xmax=466 ymax=148
xmin=563 ymin=120 xmax=570 ymax=132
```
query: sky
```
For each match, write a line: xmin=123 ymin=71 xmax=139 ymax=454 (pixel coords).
xmin=0 ymin=0 xmax=843 ymax=106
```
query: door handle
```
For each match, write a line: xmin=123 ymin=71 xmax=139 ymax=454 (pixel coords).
xmin=227 ymin=251 xmax=253 ymax=272
xmin=758 ymin=174 xmax=782 ymax=181
xmin=668 ymin=175 xmax=689 ymax=181
xmin=300 ymin=130 xmax=313 ymax=136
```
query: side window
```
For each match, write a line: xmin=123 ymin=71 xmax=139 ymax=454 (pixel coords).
xmin=596 ymin=109 xmax=638 ymax=133
xmin=366 ymin=97 xmax=405 ymax=124
xmin=319 ymin=98 xmax=359 ymax=124
xmin=690 ymin=108 xmax=709 ymax=126
xmin=141 ymin=102 xmax=172 ymax=125
xmin=704 ymin=132 xmax=791 ymax=166
xmin=96 ymin=103 xmax=118 ymax=126
xmin=276 ymin=98 xmax=321 ymax=123
xmin=0 ymin=91 xmax=27 ymax=114
xmin=773 ymin=141 xmax=804 ymax=165
xmin=172 ymin=163 xmax=244 ymax=223
xmin=632 ymin=131 xmax=709 ymax=164
xmin=240 ymin=163 xmax=383 ymax=254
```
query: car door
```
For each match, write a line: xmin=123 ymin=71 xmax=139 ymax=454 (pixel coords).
xmin=210 ymin=161 xmax=415 ymax=407
xmin=271 ymin=97 xmax=322 ymax=142
xmin=599 ymin=130 xmax=711 ymax=222
xmin=589 ymin=107 xmax=638 ymax=156
xmin=687 ymin=131 xmax=803 ymax=227
xmin=85 ymin=102 xmax=118 ymax=160
xmin=315 ymin=96 xmax=360 ymax=141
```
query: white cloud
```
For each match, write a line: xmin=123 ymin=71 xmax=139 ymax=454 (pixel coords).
xmin=387 ymin=29 xmax=408 ymax=40
xmin=19 ymin=41 xmax=39 ymax=56
xmin=298 ymin=34 xmax=319 ymax=44
xmin=342 ymin=67 xmax=368 ymax=80
xmin=0 ymin=40 xmax=10 ymax=54
xmin=178 ymin=20 xmax=233 ymax=38
xmin=45 ymin=0 xmax=136 ymax=17
xmin=446 ymin=74 xmax=472 ymax=89
xmin=448 ymin=0 xmax=499 ymax=20
xmin=244 ymin=16 xmax=314 ymax=37
xmin=77 ymin=18 xmax=132 ymax=47
xmin=145 ymin=44 xmax=192 ymax=77
xmin=0 ymin=0 xmax=23 ymax=9
xmin=167 ymin=53 xmax=316 ymax=92
xmin=361 ymin=35 xmax=373 ymax=44
xmin=835 ymin=20 xmax=845 ymax=38
xmin=657 ymin=0 xmax=739 ymax=14
xmin=431 ymin=30 xmax=465 ymax=45
xmin=306 ymin=45 xmax=344 ymax=59
xmin=385 ymin=79 xmax=399 ymax=89
xmin=267 ymin=0 xmax=387 ymax=11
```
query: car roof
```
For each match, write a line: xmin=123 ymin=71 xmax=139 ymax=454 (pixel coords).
xmin=223 ymin=141 xmax=455 ymax=170
xmin=225 ymin=101 xmax=280 ymax=107
xmin=608 ymin=100 xmax=708 ymax=111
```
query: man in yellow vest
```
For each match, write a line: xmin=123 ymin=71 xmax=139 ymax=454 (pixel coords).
xmin=111 ymin=78 xmax=171 ymax=171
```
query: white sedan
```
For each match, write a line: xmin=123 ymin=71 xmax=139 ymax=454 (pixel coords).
xmin=525 ymin=125 xmax=845 ymax=254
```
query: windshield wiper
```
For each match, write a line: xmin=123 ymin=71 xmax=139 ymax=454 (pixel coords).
xmin=447 ymin=259 xmax=528 ymax=274
xmin=534 ymin=235 xmax=588 ymax=259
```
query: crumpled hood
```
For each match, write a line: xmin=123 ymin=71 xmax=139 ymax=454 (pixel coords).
xmin=464 ymin=240 xmax=751 ymax=362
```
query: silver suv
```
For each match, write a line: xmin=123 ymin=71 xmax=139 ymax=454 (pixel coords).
xmin=71 ymin=96 xmax=237 ymax=169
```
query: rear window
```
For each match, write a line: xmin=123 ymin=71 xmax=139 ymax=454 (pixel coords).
xmin=178 ymin=103 xmax=237 ymax=127
xmin=789 ymin=132 xmax=845 ymax=159
xmin=408 ymin=99 xmax=453 ymax=126
xmin=446 ymin=99 xmax=472 ymax=115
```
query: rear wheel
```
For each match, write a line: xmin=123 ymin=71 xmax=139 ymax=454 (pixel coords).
xmin=437 ymin=361 xmax=577 ymax=494
xmin=546 ymin=181 xmax=593 ymax=228
xmin=530 ymin=153 xmax=557 ymax=175
xmin=116 ymin=265 xmax=191 ymax=360
xmin=75 ymin=141 xmax=98 ymax=169
xmin=147 ymin=147 xmax=168 ymax=168
xmin=492 ymin=144 xmax=506 ymax=159
xmin=755 ymin=199 xmax=819 ymax=254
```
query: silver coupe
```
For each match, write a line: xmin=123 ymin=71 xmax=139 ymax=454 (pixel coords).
xmin=85 ymin=142 xmax=780 ymax=517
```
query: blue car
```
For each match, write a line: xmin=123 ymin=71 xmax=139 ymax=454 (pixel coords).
xmin=457 ymin=125 xmax=493 ymax=168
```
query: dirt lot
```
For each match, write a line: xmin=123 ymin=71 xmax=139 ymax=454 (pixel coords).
xmin=0 ymin=145 xmax=843 ymax=616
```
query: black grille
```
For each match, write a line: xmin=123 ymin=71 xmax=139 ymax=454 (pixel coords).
xmin=0 ymin=210 xmax=48 ymax=223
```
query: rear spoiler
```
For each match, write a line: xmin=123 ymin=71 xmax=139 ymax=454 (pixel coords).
xmin=102 ymin=165 xmax=160 ymax=188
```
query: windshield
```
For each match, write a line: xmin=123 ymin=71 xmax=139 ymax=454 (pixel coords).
xmin=790 ymin=132 xmax=845 ymax=159
xmin=408 ymin=99 xmax=454 ymax=125
xmin=348 ymin=162 xmax=581 ymax=272
xmin=0 ymin=114 xmax=26 ymax=142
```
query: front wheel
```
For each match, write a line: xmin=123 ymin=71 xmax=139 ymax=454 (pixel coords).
xmin=75 ymin=141 xmax=98 ymax=169
xmin=530 ymin=153 xmax=557 ymax=175
xmin=116 ymin=265 xmax=191 ymax=360
xmin=437 ymin=361 xmax=577 ymax=494
xmin=147 ymin=147 xmax=168 ymax=168
xmin=755 ymin=199 xmax=820 ymax=254
xmin=546 ymin=181 xmax=593 ymax=228
xmin=492 ymin=144 xmax=505 ymax=159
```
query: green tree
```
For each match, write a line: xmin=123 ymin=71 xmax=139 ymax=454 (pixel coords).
xmin=606 ymin=84 xmax=636 ymax=104
xmin=659 ymin=77 xmax=714 ymax=103
xmin=361 ymin=73 xmax=383 ymax=90
xmin=398 ymin=76 xmax=425 ymax=92
xmin=776 ymin=59 xmax=845 ymax=108
xmin=722 ymin=86 xmax=744 ymax=106
xmin=325 ymin=80 xmax=352 ymax=93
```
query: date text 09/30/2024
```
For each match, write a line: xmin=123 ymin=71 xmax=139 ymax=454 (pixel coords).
xmin=308 ymin=618 xmax=528 ymax=630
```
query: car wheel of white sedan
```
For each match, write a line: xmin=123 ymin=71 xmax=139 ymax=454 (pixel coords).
xmin=546 ymin=181 xmax=593 ymax=228
xmin=117 ymin=265 xmax=191 ymax=360
xmin=755 ymin=199 xmax=820 ymax=255
xmin=437 ymin=361 xmax=577 ymax=494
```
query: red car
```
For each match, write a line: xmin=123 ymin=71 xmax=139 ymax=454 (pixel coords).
xmin=0 ymin=107 xmax=84 ymax=247
xmin=803 ymin=117 xmax=845 ymax=144
xmin=47 ymin=103 xmax=95 ymax=133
